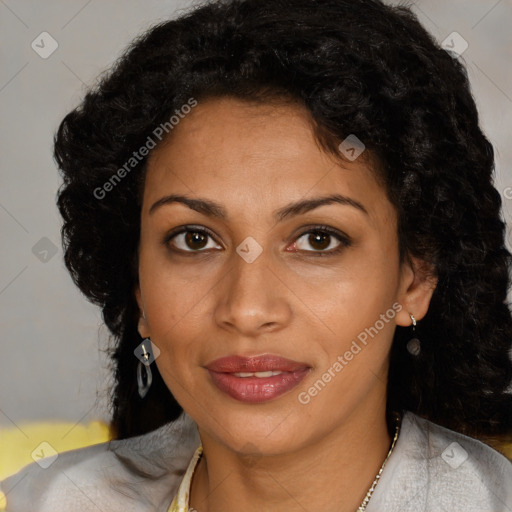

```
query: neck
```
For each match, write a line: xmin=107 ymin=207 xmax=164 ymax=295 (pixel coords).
xmin=189 ymin=395 xmax=393 ymax=512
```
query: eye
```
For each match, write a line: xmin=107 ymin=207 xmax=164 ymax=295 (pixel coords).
xmin=291 ymin=226 xmax=351 ymax=255
xmin=164 ymin=226 xmax=222 ymax=252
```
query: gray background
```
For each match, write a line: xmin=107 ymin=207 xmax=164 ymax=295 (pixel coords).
xmin=1 ymin=0 xmax=511 ymax=430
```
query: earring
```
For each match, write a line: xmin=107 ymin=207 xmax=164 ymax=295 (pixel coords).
xmin=406 ymin=314 xmax=421 ymax=356
xmin=137 ymin=338 xmax=153 ymax=398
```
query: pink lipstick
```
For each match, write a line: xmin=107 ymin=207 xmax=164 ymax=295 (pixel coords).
xmin=206 ymin=354 xmax=311 ymax=403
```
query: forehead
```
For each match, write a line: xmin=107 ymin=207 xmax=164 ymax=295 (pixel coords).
xmin=142 ymin=97 xmax=391 ymax=222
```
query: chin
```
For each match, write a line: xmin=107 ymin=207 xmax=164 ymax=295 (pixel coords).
xmin=199 ymin=404 xmax=312 ymax=455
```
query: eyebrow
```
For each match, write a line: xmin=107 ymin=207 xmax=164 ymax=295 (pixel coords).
xmin=148 ymin=193 xmax=368 ymax=220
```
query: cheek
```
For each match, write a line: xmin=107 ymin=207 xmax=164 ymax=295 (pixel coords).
xmin=301 ymin=239 xmax=400 ymax=324
xmin=151 ymin=328 xmax=203 ymax=407
xmin=302 ymin=241 xmax=401 ymax=369
xmin=138 ymin=244 xmax=214 ymax=329
xmin=137 ymin=256 xmax=210 ymax=383
xmin=147 ymin=300 xmax=205 ymax=372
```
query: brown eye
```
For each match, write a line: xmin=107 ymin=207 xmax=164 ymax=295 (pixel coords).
xmin=293 ymin=228 xmax=349 ymax=254
xmin=306 ymin=232 xmax=332 ymax=251
xmin=185 ymin=231 xmax=208 ymax=250
xmin=167 ymin=228 xmax=222 ymax=252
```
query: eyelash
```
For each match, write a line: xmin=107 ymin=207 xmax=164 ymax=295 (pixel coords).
xmin=291 ymin=225 xmax=352 ymax=256
xmin=162 ymin=224 xmax=352 ymax=257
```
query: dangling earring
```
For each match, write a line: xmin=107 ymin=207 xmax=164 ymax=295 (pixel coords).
xmin=406 ymin=314 xmax=421 ymax=356
xmin=137 ymin=338 xmax=153 ymax=398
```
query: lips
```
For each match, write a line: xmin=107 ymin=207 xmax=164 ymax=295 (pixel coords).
xmin=206 ymin=354 xmax=309 ymax=373
xmin=206 ymin=354 xmax=311 ymax=403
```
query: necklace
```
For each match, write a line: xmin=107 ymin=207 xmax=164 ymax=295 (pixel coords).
xmin=356 ymin=415 xmax=401 ymax=512
xmin=184 ymin=415 xmax=401 ymax=512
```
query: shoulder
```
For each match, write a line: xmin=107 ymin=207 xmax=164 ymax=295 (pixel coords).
xmin=0 ymin=412 xmax=200 ymax=512
xmin=368 ymin=411 xmax=512 ymax=512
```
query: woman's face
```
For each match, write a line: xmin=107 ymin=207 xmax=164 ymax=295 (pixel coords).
xmin=136 ymin=97 xmax=434 ymax=455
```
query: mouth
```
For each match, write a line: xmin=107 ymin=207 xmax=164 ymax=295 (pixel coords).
xmin=205 ymin=354 xmax=311 ymax=403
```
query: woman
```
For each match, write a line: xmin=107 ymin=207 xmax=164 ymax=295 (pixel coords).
xmin=1 ymin=0 xmax=511 ymax=510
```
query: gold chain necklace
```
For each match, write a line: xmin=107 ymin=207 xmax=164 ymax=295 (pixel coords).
xmin=357 ymin=416 xmax=401 ymax=512
xmin=186 ymin=416 xmax=401 ymax=512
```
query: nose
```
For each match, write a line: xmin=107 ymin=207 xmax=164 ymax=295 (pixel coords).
xmin=214 ymin=250 xmax=292 ymax=337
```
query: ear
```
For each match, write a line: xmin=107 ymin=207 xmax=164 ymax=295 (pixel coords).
xmin=395 ymin=255 xmax=437 ymax=327
xmin=135 ymin=284 xmax=151 ymax=338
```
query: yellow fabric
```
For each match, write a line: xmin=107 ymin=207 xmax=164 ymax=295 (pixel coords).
xmin=0 ymin=420 xmax=112 ymax=511
xmin=499 ymin=442 xmax=512 ymax=460
xmin=168 ymin=445 xmax=203 ymax=512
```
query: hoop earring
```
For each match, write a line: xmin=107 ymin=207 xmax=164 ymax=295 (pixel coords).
xmin=406 ymin=314 xmax=421 ymax=356
xmin=137 ymin=338 xmax=153 ymax=398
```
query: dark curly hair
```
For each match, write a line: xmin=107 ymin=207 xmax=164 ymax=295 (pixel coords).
xmin=54 ymin=0 xmax=512 ymax=443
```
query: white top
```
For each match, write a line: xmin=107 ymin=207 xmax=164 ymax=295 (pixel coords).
xmin=1 ymin=411 xmax=511 ymax=512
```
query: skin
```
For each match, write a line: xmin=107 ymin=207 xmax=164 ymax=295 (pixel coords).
xmin=135 ymin=97 xmax=436 ymax=512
